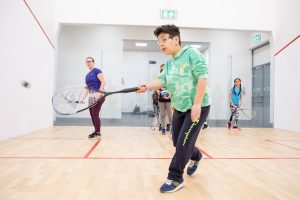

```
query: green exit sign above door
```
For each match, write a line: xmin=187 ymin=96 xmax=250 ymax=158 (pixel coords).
xmin=253 ymin=34 xmax=262 ymax=44
xmin=160 ymin=10 xmax=177 ymax=19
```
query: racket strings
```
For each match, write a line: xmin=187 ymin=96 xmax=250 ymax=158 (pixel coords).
xmin=53 ymin=94 xmax=79 ymax=114
xmin=240 ymin=109 xmax=256 ymax=119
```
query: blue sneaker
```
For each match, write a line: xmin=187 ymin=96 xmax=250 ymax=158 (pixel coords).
xmin=160 ymin=179 xmax=185 ymax=193
xmin=187 ymin=157 xmax=202 ymax=176
xmin=162 ymin=128 xmax=166 ymax=135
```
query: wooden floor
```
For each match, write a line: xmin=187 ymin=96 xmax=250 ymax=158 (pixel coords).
xmin=0 ymin=126 xmax=299 ymax=200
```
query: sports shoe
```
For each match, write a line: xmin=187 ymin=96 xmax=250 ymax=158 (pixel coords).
xmin=227 ymin=122 xmax=231 ymax=129
xmin=88 ymin=132 xmax=101 ymax=139
xmin=166 ymin=124 xmax=170 ymax=131
xmin=162 ymin=128 xmax=166 ymax=135
xmin=160 ymin=179 xmax=185 ymax=193
xmin=187 ymin=156 xmax=203 ymax=176
xmin=233 ymin=126 xmax=239 ymax=130
xmin=202 ymin=123 xmax=208 ymax=130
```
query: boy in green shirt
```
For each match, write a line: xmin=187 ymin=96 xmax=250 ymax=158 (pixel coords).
xmin=137 ymin=24 xmax=210 ymax=193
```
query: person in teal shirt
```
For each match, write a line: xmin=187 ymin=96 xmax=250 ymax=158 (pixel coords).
xmin=137 ymin=24 xmax=210 ymax=193
xmin=227 ymin=78 xmax=242 ymax=129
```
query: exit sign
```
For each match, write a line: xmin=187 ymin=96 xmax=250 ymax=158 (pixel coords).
xmin=253 ymin=34 xmax=262 ymax=44
xmin=160 ymin=9 xmax=177 ymax=19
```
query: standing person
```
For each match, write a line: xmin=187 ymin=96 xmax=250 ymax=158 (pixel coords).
xmin=152 ymin=90 xmax=159 ymax=116
xmin=137 ymin=24 xmax=210 ymax=193
xmin=157 ymin=64 xmax=172 ymax=134
xmin=227 ymin=78 xmax=242 ymax=130
xmin=84 ymin=57 xmax=106 ymax=139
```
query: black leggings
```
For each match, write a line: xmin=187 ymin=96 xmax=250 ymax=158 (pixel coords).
xmin=229 ymin=106 xmax=239 ymax=125
xmin=89 ymin=97 xmax=105 ymax=133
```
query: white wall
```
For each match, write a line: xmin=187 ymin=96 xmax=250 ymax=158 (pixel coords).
xmin=274 ymin=0 xmax=300 ymax=132
xmin=55 ymin=0 xmax=275 ymax=32
xmin=121 ymin=51 xmax=168 ymax=113
xmin=0 ymin=0 xmax=54 ymax=140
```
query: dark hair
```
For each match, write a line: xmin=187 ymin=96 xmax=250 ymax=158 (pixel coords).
xmin=154 ymin=24 xmax=181 ymax=46
xmin=86 ymin=57 xmax=95 ymax=62
xmin=233 ymin=78 xmax=242 ymax=96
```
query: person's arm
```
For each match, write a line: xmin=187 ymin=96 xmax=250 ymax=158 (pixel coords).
xmin=138 ymin=62 xmax=168 ymax=93
xmin=190 ymin=49 xmax=208 ymax=122
xmin=137 ymin=79 xmax=163 ymax=93
xmin=229 ymin=90 xmax=234 ymax=106
xmin=97 ymin=73 xmax=106 ymax=91
xmin=78 ymin=86 xmax=89 ymax=103
xmin=191 ymin=78 xmax=207 ymax=122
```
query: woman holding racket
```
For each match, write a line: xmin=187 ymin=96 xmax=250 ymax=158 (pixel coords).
xmin=227 ymin=78 xmax=242 ymax=130
xmin=84 ymin=57 xmax=106 ymax=139
xmin=138 ymin=24 xmax=210 ymax=193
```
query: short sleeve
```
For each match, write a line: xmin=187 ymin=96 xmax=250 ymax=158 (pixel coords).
xmin=94 ymin=68 xmax=102 ymax=75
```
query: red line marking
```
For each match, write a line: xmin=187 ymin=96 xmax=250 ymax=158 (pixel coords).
xmin=266 ymin=140 xmax=300 ymax=141
xmin=84 ymin=139 xmax=101 ymax=158
xmin=12 ymin=138 xmax=89 ymax=141
xmin=87 ymin=157 xmax=172 ymax=160
xmin=196 ymin=146 xmax=213 ymax=158
xmin=274 ymin=34 xmax=300 ymax=56
xmin=205 ymin=157 xmax=300 ymax=160
xmin=22 ymin=0 xmax=55 ymax=49
xmin=266 ymin=140 xmax=300 ymax=150
xmin=0 ymin=156 xmax=83 ymax=159
xmin=0 ymin=156 xmax=299 ymax=160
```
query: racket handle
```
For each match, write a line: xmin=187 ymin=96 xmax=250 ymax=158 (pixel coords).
xmin=120 ymin=87 xmax=139 ymax=93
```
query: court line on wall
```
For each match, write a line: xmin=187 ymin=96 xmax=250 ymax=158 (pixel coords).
xmin=274 ymin=34 xmax=300 ymax=56
xmin=22 ymin=0 xmax=55 ymax=49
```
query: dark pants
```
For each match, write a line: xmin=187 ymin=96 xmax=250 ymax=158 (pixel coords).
xmin=89 ymin=97 xmax=105 ymax=133
xmin=168 ymin=105 xmax=210 ymax=182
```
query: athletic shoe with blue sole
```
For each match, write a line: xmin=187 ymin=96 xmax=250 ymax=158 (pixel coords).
xmin=187 ymin=155 xmax=203 ymax=176
xmin=160 ymin=179 xmax=185 ymax=193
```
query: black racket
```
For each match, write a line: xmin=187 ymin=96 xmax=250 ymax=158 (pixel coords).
xmin=52 ymin=86 xmax=138 ymax=115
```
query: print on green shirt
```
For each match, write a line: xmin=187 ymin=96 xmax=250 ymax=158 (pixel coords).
xmin=158 ymin=45 xmax=211 ymax=112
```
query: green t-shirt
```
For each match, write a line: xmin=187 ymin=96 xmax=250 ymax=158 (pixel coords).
xmin=158 ymin=45 xmax=210 ymax=112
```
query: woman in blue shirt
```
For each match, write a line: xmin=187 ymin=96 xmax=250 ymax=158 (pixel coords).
xmin=227 ymin=78 xmax=242 ymax=129
xmin=85 ymin=57 xmax=106 ymax=138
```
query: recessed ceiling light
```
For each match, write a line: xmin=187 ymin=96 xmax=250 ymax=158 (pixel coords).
xmin=135 ymin=43 xmax=148 ymax=47
xmin=191 ymin=44 xmax=202 ymax=49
